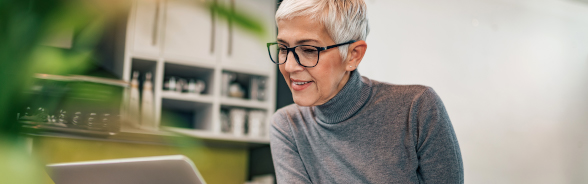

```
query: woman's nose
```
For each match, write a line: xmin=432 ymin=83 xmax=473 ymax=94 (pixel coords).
xmin=284 ymin=51 xmax=304 ymax=72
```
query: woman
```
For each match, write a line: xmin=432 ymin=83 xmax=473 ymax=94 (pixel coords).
xmin=268 ymin=0 xmax=463 ymax=183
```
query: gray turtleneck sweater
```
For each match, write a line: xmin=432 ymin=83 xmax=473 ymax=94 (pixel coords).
xmin=270 ymin=71 xmax=463 ymax=184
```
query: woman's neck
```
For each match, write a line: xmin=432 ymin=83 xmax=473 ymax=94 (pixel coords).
xmin=313 ymin=70 xmax=372 ymax=124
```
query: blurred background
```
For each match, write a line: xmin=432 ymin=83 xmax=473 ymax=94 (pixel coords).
xmin=361 ymin=0 xmax=588 ymax=183
xmin=1 ymin=0 xmax=587 ymax=183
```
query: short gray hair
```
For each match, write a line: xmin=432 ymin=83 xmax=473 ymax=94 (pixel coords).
xmin=276 ymin=0 xmax=370 ymax=61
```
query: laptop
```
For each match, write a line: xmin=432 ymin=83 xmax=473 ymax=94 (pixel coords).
xmin=46 ymin=155 xmax=206 ymax=184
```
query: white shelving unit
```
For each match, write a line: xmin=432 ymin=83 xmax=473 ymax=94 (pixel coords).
xmin=120 ymin=0 xmax=277 ymax=144
xmin=164 ymin=127 xmax=272 ymax=144
xmin=161 ymin=91 xmax=215 ymax=104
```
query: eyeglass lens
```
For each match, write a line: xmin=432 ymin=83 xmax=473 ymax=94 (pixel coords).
xmin=268 ymin=44 xmax=319 ymax=67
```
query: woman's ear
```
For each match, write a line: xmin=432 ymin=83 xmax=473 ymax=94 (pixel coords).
xmin=345 ymin=40 xmax=367 ymax=71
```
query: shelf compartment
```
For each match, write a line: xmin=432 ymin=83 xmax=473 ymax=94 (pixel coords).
xmin=131 ymin=58 xmax=158 ymax=73
xmin=218 ymin=106 xmax=268 ymax=139
xmin=160 ymin=98 xmax=213 ymax=131
xmin=160 ymin=90 xmax=214 ymax=104
xmin=221 ymin=70 xmax=269 ymax=103
xmin=131 ymin=52 xmax=159 ymax=62
xmin=163 ymin=62 xmax=214 ymax=95
xmin=221 ymin=64 xmax=272 ymax=77
xmin=35 ymin=74 xmax=129 ymax=87
xmin=130 ymin=58 xmax=158 ymax=94
xmin=220 ymin=97 xmax=269 ymax=110
xmin=163 ymin=55 xmax=216 ymax=69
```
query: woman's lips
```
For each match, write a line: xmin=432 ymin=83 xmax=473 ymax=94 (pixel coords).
xmin=291 ymin=81 xmax=313 ymax=91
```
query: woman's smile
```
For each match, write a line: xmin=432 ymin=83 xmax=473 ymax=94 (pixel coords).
xmin=291 ymin=78 xmax=314 ymax=91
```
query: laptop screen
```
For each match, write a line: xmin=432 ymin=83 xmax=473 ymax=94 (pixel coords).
xmin=46 ymin=155 xmax=206 ymax=184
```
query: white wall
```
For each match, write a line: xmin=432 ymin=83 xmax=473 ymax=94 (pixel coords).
xmin=361 ymin=0 xmax=588 ymax=183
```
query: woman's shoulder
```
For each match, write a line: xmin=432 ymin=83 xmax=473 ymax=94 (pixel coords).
xmin=366 ymin=77 xmax=434 ymax=99
xmin=271 ymin=103 xmax=312 ymax=125
xmin=362 ymin=78 xmax=445 ymax=117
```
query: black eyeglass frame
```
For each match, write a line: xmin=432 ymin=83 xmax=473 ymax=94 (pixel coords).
xmin=267 ymin=40 xmax=357 ymax=68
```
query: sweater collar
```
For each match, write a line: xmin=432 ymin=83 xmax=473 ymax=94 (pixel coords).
xmin=313 ymin=70 xmax=372 ymax=124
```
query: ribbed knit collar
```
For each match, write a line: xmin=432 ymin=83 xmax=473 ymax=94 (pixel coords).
xmin=313 ymin=70 xmax=372 ymax=124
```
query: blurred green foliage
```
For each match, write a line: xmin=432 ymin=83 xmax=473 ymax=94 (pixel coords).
xmin=208 ymin=1 xmax=268 ymax=39
xmin=0 ymin=0 xmax=128 ymax=183
xmin=0 ymin=0 xmax=125 ymax=141
xmin=0 ymin=0 xmax=268 ymax=183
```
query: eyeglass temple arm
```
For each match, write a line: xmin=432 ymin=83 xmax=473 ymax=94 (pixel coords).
xmin=324 ymin=40 xmax=357 ymax=50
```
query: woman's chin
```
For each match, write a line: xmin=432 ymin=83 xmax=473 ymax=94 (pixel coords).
xmin=292 ymin=96 xmax=316 ymax=107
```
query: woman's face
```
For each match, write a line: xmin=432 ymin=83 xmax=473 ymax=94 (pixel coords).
xmin=277 ymin=16 xmax=352 ymax=106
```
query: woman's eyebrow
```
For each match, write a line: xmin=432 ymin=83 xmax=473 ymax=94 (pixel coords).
xmin=277 ymin=39 xmax=287 ymax=44
xmin=276 ymin=38 xmax=320 ymax=46
xmin=296 ymin=39 xmax=319 ymax=45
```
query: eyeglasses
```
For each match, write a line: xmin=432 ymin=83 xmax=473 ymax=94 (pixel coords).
xmin=267 ymin=40 xmax=356 ymax=68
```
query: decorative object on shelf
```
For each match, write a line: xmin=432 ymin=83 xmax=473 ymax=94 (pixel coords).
xmin=221 ymin=72 xmax=236 ymax=97
xmin=176 ymin=78 xmax=187 ymax=93
xmin=229 ymin=108 xmax=247 ymax=136
xmin=17 ymin=74 xmax=125 ymax=134
xmin=37 ymin=107 xmax=48 ymax=122
xmin=164 ymin=76 xmax=206 ymax=95
xmin=220 ymin=110 xmax=231 ymax=133
xmin=19 ymin=107 xmax=44 ymax=122
xmin=187 ymin=79 xmax=197 ymax=93
xmin=72 ymin=111 xmax=82 ymax=127
xmin=187 ymin=79 xmax=205 ymax=94
xmin=19 ymin=110 xmax=120 ymax=133
xmin=141 ymin=72 xmax=156 ymax=131
xmin=87 ymin=113 xmax=97 ymax=130
xmin=247 ymin=110 xmax=266 ymax=137
xmin=163 ymin=76 xmax=177 ymax=91
xmin=250 ymin=76 xmax=259 ymax=100
xmin=195 ymin=80 xmax=205 ymax=94
xmin=250 ymin=76 xmax=267 ymax=101
xmin=257 ymin=77 xmax=267 ymax=101
xmin=229 ymin=83 xmax=245 ymax=98
xmin=101 ymin=114 xmax=111 ymax=130
xmin=49 ymin=115 xmax=61 ymax=127
xmin=129 ymin=71 xmax=141 ymax=128
xmin=57 ymin=109 xmax=68 ymax=126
